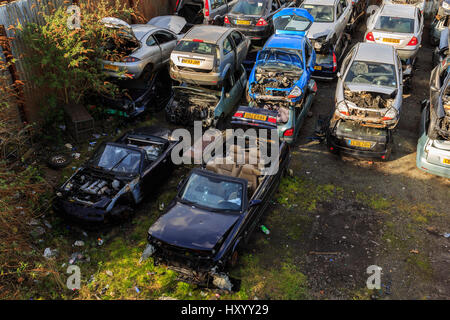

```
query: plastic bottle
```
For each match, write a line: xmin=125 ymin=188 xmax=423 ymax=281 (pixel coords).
xmin=261 ymin=225 xmax=270 ymax=235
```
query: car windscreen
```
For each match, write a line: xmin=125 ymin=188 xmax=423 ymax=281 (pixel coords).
xmin=174 ymin=40 xmax=218 ymax=56
xmin=231 ymin=0 xmax=267 ymax=15
xmin=344 ymin=61 xmax=397 ymax=88
xmin=375 ymin=16 xmax=415 ymax=33
xmin=89 ymin=144 xmax=141 ymax=174
xmin=301 ymin=4 xmax=334 ymax=23
xmin=258 ymin=49 xmax=304 ymax=67
xmin=274 ymin=14 xmax=312 ymax=32
xmin=180 ymin=172 xmax=244 ymax=212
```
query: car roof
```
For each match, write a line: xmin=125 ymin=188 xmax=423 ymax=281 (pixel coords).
xmin=264 ymin=34 xmax=306 ymax=51
xmin=354 ymin=43 xmax=396 ymax=64
xmin=131 ymin=24 xmax=159 ymax=40
xmin=183 ymin=25 xmax=230 ymax=43
xmin=380 ymin=3 xmax=416 ymax=18
xmin=303 ymin=0 xmax=336 ymax=6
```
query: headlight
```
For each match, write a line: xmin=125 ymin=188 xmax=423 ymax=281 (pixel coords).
xmin=288 ymin=86 xmax=302 ymax=99
xmin=337 ymin=101 xmax=351 ymax=116
xmin=383 ymin=108 xmax=398 ymax=120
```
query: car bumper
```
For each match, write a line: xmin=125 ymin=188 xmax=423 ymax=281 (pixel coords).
xmin=327 ymin=131 xmax=391 ymax=161
xmin=312 ymin=68 xmax=337 ymax=81
xmin=170 ymin=67 xmax=222 ymax=86
xmin=416 ymin=147 xmax=450 ymax=179
xmin=396 ymin=47 xmax=419 ymax=60
xmin=53 ymin=199 xmax=107 ymax=223
xmin=227 ymin=25 xmax=271 ymax=40
xmin=102 ymin=61 xmax=146 ymax=79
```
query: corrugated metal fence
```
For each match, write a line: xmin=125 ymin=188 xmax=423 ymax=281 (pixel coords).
xmin=0 ymin=0 xmax=70 ymax=122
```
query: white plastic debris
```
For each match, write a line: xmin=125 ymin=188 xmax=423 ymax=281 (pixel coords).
xmin=73 ymin=240 xmax=85 ymax=247
xmin=139 ymin=244 xmax=156 ymax=263
xmin=43 ymin=248 xmax=58 ymax=259
xmin=212 ymin=273 xmax=233 ymax=291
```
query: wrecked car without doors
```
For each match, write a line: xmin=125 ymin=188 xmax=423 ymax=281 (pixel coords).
xmin=166 ymin=64 xmax=247 ymax=128
xmin=146 ymin=124 xmax=290 ymax=289
xmin=428 ymin=58 xmax=450 ymax=141
xmin=100 ymin=16 xmax=185 ymax=79
xmin=170 ymin=25 xmax=250 ymax=86
xmin=334 ymin=42 xmax=403 ymax=129
xmin=54 ymin=127 xmax=180 ymax=223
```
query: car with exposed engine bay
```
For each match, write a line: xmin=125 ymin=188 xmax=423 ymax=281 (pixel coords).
xmin=166 ymin=64 xmax=247 ymax=128
xmin=334 ymin=42 xmax=403 ymax=130
xmin=145 ymin=121 xmax=290 ymax=289
xmin=53 ymin=127 xmax=180 ymax=224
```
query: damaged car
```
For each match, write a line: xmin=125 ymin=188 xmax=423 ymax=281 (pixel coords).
xmin=300 ymin=0 xmax=353 ymax=80
xmin=334 ymin=42 xmax=403 ymax=129
xmin=166 ymin=64 xmax=247 ymax=128
xmin=364 ymin=2 xmax=424 ymax=79
xmin=428 ymin=59 xmax=450 ymax=141
xmin=175 ymin=0 xmax=239 ymax=26
xmin=224 ymin=0 xmax=294 ymax=42
xmin=247 ymin=9 xmax=317 ymax=141
xmin=100 ymin=16 xmax=185 ymax=79
xmin=89 ymin=69 xmax=173 ymax=118
xmin=146 ymin=123 xmax=290 ymax=289
xmin=54 ymin=127 xmax=180 ymax=223
xmin=416 ymin=102 xmax=450 ymax=178
xmin=170 ymin=25 xmax=250 ymax=86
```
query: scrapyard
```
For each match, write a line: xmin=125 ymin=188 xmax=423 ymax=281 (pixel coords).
xmin=0 ymin=0 xmax=449 ymax=306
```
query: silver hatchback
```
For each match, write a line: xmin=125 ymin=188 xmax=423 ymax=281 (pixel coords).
xmin=364 ymin=3 xmax=423 ymax=62
xmin=170 ymin=25 xmax=250 ymax=86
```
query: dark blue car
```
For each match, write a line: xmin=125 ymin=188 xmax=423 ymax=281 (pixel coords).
xmin=246 ymin=8 xmax=317 ymax=143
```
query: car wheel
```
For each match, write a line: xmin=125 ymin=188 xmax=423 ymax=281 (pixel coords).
xmin=47 ymin=153 xmax=72 ymax=169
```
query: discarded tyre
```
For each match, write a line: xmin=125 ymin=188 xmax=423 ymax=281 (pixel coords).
xmin=47 ymin=153 xmax=72 ymax=169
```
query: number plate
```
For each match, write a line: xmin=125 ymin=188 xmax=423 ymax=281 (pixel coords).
xmin=348 ymin=139 xmax=372 ymax=148
xmin=383 ymin=38 xmax=400 ymax=44
xmin=314 ymin=65 xmax=322 ymax=70
xmin=104 ymin=64 xmax=119 ymax=71
xmin=244 ymin=112 xmax=267 ymax=121
xmin=443 ymin=158 xmax=450 ymax=165
xmin=181 ymin=58 xmax=200 ymax=65
xmin=236 ymin=19 xmax=251 ymax=25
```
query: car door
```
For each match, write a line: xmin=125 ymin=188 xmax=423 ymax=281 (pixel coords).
xmin=152 ymin=30 xmax=178 ymax=66
xmin=341 ymin=0 xmax=352 ymax=26
xmin=209 ymin=0 xmax=228 ymax=24
xmin=335 ymin=0 xmax=345 ymax=37
xmin=417 ymin=8 xmax=424 ymax=43
xmin=230 ymin=30 xmax=248 ymax=68
xmin=222 ymin=34 xmax=236 ymax=73
xmin=216 ymin=71 xmax=238 ymax=119
xmin=144 ymin=34 xmax=162 ymax=66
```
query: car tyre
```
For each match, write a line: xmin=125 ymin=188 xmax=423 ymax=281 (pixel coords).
xmin=47 ymin=153 xmax=72 ymax=169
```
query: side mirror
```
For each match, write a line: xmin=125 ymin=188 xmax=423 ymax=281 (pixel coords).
xmin=337 ymin=71 xmax=341 ymax=79
xmin=249 ymin=199 xmax=262 ymax=207
xmin=430 ymin=84 xmax=439 ymax=92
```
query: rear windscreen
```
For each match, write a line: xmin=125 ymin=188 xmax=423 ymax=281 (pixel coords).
xmin=175 ymin=40 xmax=218 ymax=55
xmin=338 ymin=120 xmax=388 ymax=136
xmin=231 ymin=0 xmax=267 ymax=15
xmin=375 ymin=16 xmax=415 ymax=33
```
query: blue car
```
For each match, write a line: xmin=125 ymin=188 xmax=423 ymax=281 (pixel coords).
xmin=245 ymin=8 xmax=317 ymax=143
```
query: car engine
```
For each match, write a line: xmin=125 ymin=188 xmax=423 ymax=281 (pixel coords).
xmin=344 ymin=90 xmax=393 ymax=109
xmin=251 ymin=69 xmax=299 ymax=97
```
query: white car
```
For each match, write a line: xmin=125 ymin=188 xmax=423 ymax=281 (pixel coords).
xmin=364 ymin=2 xmax=423 ymax=64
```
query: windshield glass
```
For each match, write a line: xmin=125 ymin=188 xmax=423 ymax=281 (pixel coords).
xmin=301 ymin=4 xmax=334 ymax=22
xmin=344 ymin=61 xmax=397 ymax=88
xmin=375 ymin=16 xmax=415 ymax=33
xmin=180 ymin=173 xmax=244 ymax=212
xmin=175 ymin=40 xmax=218 ymax=55
xmin=258 ymin=49 xmax=303 ymax=67
xmin=274 ymin=14 xmax=312 ymax=32
xmin=231 ymin=0 xmax=266 ymax=15
xmin=90 ymin=144 xmax=141 ymax=174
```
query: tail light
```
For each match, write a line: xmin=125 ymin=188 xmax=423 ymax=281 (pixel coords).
xmin=193 ymin=39 xmax=204 ymax=42
xmin=205 ymin=0 xmax=210 ymax=17
xmin=122 ymin=56 xmax=140 ymax=63
xmin=340 ymin=111 xmax=350 ymax=116
xmin=366 ymin=32 xmax=374 ymax=42
xmin=256 ymin=18 xmax=268 ymax=26
xmin=284 ymin=128 xmax=294 ymax=137
xmin=382 ymin=116 xmax=393 ymax=120
xmin=268 ymin=116 xmax=277 ymax=124
xmin=407 ymin=36 xmax=418 ymax=46
xmin=224 ymin=15 xmax=230 ymax=24
xmin=234 ymin=112 xmax=243 ymax=117
xmin=332 ymin=51 xmax=337 ymax=73
xmin=175 ymin=0 xmax=180 ymax=12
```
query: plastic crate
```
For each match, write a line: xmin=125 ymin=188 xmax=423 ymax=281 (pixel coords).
xmin=63 ymin=104 xmax=94 ymax=142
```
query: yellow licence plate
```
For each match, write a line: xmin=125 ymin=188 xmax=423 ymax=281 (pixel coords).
xmin=236 ymin=19 xmax=251 ymax=25
xmin=104 ymin=64 xmax=119 ymax=71
xmin=314 ymin=65 xmax=322 ymax=70
xmin=349 ymin=139 xmax=372 ymax=148
xmin=383 ymin=38 xmax=400 ymax=44
xmin=244 ymin=112 xmax=267 ymax=121
xmin=443 ymin=158 xmax=450 ymax=165
xmin=181 ymin=58 xmax=200 ymax=65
